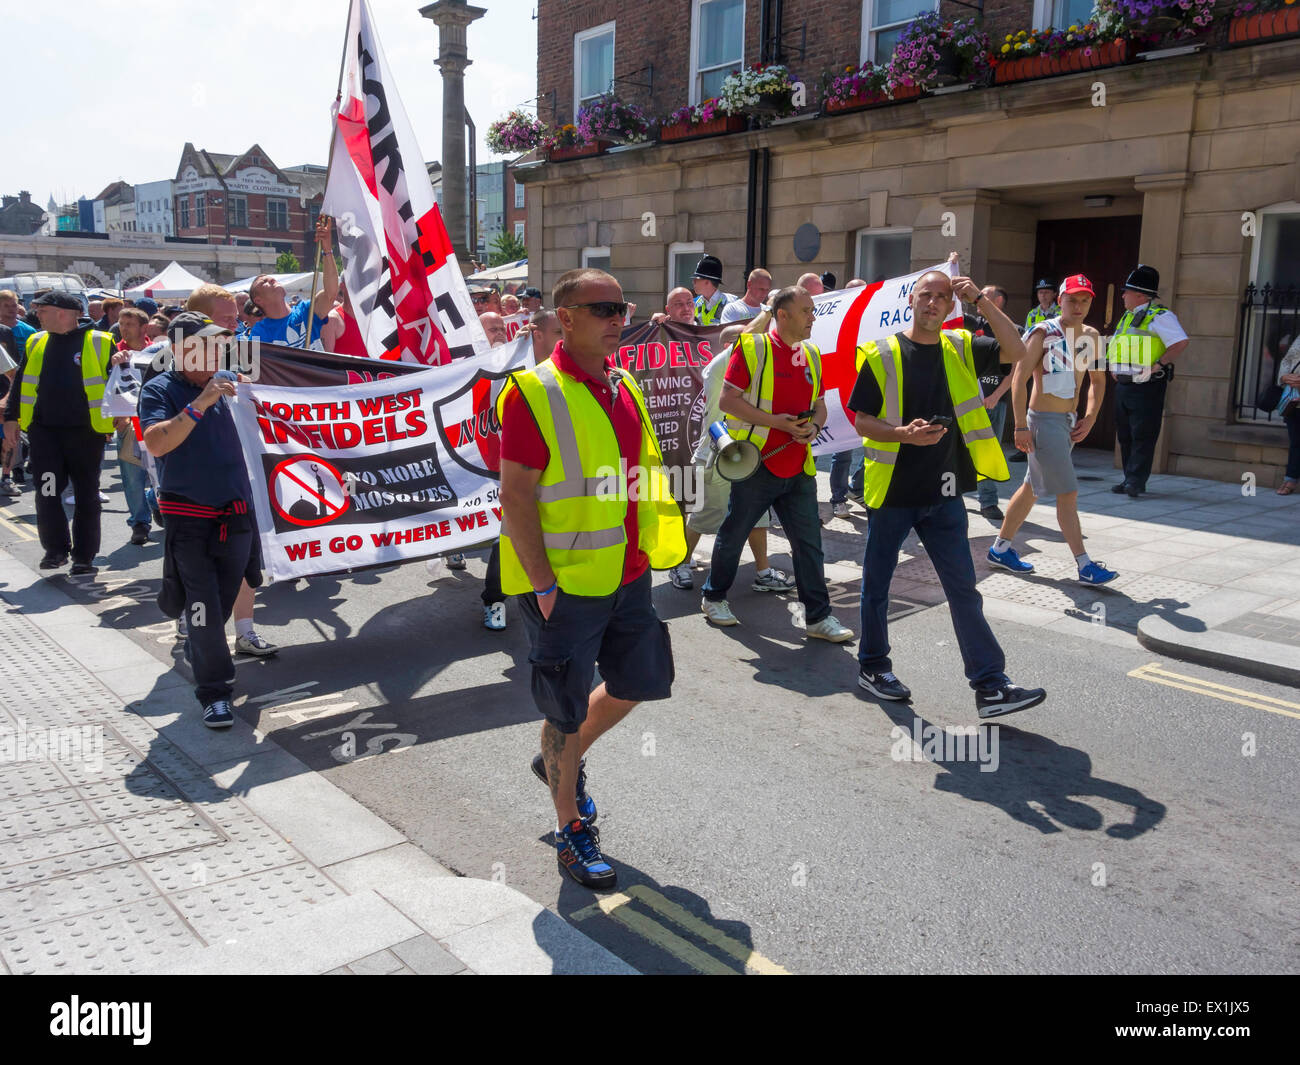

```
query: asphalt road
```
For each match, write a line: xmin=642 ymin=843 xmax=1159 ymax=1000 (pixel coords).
xmin=4 ymin=464 xmax=1298 ymax=974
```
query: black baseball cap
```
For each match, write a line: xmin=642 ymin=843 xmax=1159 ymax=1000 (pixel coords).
xmin=31 ymin=291 xmax=83 ymax=311
xmin=521 ymin=287 xmax=543 ymax=300
xmin=169 ymin=311 xmax=233 ymax=341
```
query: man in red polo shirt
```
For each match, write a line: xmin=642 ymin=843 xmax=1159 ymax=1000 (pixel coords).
xmin=701 ymin=286 xmax=853 ymax=641
xmin=499 ymin=268 xmax=680 ymax=891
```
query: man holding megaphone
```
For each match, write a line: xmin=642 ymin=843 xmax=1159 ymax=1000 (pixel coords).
xmin=700 ymin=286 xmax=854 ymax=643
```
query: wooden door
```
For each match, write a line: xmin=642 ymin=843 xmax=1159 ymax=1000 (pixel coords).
xmin=1032 ymin=216 xmax=1142 ymax=449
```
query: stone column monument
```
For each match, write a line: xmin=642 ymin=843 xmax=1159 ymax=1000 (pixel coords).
xmin=420 ymin=0 xmax=486 ymax=263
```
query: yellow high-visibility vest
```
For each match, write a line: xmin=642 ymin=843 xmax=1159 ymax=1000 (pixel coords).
xmin=1106 ymin=304 xmax=1170 ymax=373
xmin=18 ymin=329 xmax=116 ymax=433
xmin=723 ymin=331 xmax=822 ymax=477
xmin=1024 ymin=304 xmax=1059 ymax=331
xmin=496 ymin=360 xmax=686 ymax=597
xmin=856 ymin=329 xmax=1009 ymax=508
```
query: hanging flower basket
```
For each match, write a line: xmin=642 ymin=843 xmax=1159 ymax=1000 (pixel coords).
xmin=546 ymin=139 xmax=612 ymax=162
xmin=1228 ymin=6 xmax=1300 ymax=43
xmin=995 ymin=39 xmax=1130 ymax=83
xmin=823 ymin=84 xmax=922 ymax=112
xmin=751 ymin=87 xmax=795 ymax=115
xmin=659 ymin=114 xmax=748 ymax=141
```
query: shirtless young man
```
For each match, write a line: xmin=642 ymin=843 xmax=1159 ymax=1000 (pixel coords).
xmin=987 ymin=274 xmax=1118 ymax=586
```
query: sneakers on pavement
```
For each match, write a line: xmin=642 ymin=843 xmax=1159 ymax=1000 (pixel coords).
xmin=701 ymin=598 xmax=740 ymax=626
xmin=69 ymin=562 xmax=97 ymax=576
xmin=130 ymin=522 xmax=150 ymax=546
xmin=832 ymin=501 xmax=852 ymax=517
xmin=202 ymin=700 xmax=235 ymax=729
xmin=62 ymin=490 xmax=109 ymax=505
xmin=669 ymin=562 xmax=693 ymax=589
xmin=1077 ymin=561 xmax=1118 ymax=586
xmin=806 ymin=615 xmax=854 ymax=642
xmin=980 ymin=504 xmax=1004 ymax=522
xmin=447 ymin=553 xmax=467 ymax=570
xmin=976 ymin=684 xmax=1046 ymax=719
xmin=858 ymin=669 xmax=912 ymax=700
xmin=235 ymin=630 xmax=279 ymax=656
xmin=987 ymin=545 xmax=1034 ymax=573
xmin=483 ymin=602 xmax=507 ymax=630
xmin=38 ymin=553 xmax=69 ymax=570
xmin=0 ymin=475 xmax=18 ymax=497
xmin=531 ymin=753 xmax=597 ymax=823
xmin=848 ymin=490 xmax=865 ymax=505
xmin=554 ymin=818 xmax=616 ymax=891
xmin=751 ymin=568 xmax=796 ymax=593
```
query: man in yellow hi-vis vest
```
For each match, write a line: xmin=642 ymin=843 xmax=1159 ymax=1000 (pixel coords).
xmin=849 ymin=270 xmax=1047 ymax=719
xmin=700 ymin=286 xmax=854 ymax=641
xmin=499 ymin=267 xmax=685 ymax=893
xmin=2 ymin=291 xmax=114 ymax=574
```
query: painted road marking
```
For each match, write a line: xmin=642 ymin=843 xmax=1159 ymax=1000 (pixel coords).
xmin=570 ymin=884 xmax=790 ymax=975
xmin=0 ymin=506 xmax=35 ymax=541
xmin=1129 ymin=662 xmax=1300 ymax=721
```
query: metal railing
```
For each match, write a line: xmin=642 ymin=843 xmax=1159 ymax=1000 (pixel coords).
xmin=1235 ymin=284 xmax=1300 ymax=424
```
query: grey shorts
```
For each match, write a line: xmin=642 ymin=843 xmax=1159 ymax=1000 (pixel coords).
xmin=517 ymin=570 xmax=674 ymax=734
xmin=1024 ymin=410 xmax=1078 ymax=498
xmin=686 ymin=463 xmax=770 ymax=536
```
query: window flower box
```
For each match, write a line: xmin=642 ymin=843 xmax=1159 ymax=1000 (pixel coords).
xmin=1228 ymin=5 xmax=1300 ymax=43
xmin=823 ymin=84 xmax=922 ymax=113
xmin=994 ymin=38 xmax=1130 ymax=83
xmin=659 ymin=114 xmax=748 ymax=141
xmin=546 ymin=139 xmax=613 ymax=162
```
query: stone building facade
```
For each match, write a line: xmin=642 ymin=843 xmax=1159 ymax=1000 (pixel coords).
xmin=521 ymin=2 xmax=1300 ymax=485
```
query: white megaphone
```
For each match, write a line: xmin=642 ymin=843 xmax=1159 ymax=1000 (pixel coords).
xmin=709 ymin=421 xmax=762 ymax=482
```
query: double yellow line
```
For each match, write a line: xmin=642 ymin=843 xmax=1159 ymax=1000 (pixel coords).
xmin=1130 ymin=662 xmax=1300 ymax=720
xmin=0 ymin=505 xmax=35 ymax=541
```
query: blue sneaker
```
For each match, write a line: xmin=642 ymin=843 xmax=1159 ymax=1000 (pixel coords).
xmin=1077 ymin=561 xmax=1118 ymax=585
xmin=203 ymin=700 xmax=234 ymax=729
xmin=531 ymin=754 xmax=597 ymax=823
xmin=987 ymin=545 xmax=1034 ymax=573
xmin=554 ymin=818 xmax=616 ymax=890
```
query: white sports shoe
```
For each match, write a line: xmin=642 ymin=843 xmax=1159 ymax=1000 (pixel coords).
xmin=751 ymin=568 xmax=796 ymax=592
xmin=832 ymin=501 xmax=852 ymax=517
xmin=701 ymin=598 xmax=740 ymax=626
xmin=806 ymin=615 xmax=854 ymax=643
xmin=235 ymin=631 xmax=279 ymax=656
xmin=669 ymin=563 xmax=694 ymax=589
xmin=483 ymin=602 xmax=506 ymax=630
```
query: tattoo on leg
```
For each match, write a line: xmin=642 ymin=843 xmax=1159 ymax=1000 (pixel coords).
xmin=541 ymin=723 xmax=567 ymax=803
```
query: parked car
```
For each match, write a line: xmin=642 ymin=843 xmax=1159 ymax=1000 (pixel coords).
xmin=0 ymin=271 xmax=89 ymax=313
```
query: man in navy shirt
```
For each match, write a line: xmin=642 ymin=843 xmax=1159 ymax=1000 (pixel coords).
xmin=140 ymin=312 xmax=260 ymax=729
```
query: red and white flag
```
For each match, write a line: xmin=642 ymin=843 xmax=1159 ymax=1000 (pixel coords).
xmin=323 ymin=0 xmax=487 ymax=365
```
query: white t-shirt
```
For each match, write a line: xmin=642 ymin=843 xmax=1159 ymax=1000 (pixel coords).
xmin=1130 ymin=303 xmax=1188 ymax=346
xmin=720 ymin=298 xmax=762 ymax=323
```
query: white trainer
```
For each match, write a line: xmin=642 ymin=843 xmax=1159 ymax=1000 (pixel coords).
xmin=235 ymin=631 xmax=279 ymax=656
xmin=832 ymin=501 xmax=852 ymax=517
xmin=751 ymin=568 xmax=796 ymax=592
xmin=701 ymin=598 xmax=740 ymax=626
xmin=806 ymin=615 xmax=854 ymax=642
xmin=483 ymin=602 xmax=507 ymax=630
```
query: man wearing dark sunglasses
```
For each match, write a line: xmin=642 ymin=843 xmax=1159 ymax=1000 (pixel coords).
xmin=498 ymin=268 xmax=686 ymax=892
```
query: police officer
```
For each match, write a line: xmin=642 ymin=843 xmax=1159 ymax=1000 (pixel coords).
xmin=691 ymin=255 xmax=736 ymax=326
xmin=1024 ymin=278 xmax=1059 ymax=332
xmin=498 ymin=267 xmax=685 ymax=892
xmin=2 ymin=291 xmax=115 ymax=574
xmin=1106 ymin=264 xmax=1189 ymax=498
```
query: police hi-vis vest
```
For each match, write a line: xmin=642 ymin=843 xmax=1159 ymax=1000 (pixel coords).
xmin=18 ymin=329 xmax=116 ymax=433
xmin=694 ymin=292 xmax=730 ymax=326
xmin=1106 ymin=303 xmax=1170 ymax=375
xmin=495 ymin=360 xmax=686 ymax=597
xmin=1024 ymin=303 xmax=1059 ymax=331
xmin=856 ymin=329 xmax=1009 ymax=509
xmin=724 ymin=331 xmax=822 ymax=477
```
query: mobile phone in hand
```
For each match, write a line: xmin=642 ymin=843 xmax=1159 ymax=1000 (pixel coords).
xmin=927 ymin=415 xmax=952 ymax=428
xmin=795 ymin=408 xmax=817 ymax=421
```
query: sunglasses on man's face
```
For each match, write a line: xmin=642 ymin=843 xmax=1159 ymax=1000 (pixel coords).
xmin=562 ymin=301 xmax=628 ymax=319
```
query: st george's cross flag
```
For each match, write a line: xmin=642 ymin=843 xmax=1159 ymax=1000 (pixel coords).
xmin=322 ymin=0 xmax=487 ymax=365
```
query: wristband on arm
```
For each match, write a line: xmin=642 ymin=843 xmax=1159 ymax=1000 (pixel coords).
xmin=184 ymin=404 xmax=203 ymax=423
xmin=534 ymin=581 xmax=557 ymax=597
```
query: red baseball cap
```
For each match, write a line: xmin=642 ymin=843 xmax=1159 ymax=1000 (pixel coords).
xmin=1059 ymin=274 xmax=1095 ymax=297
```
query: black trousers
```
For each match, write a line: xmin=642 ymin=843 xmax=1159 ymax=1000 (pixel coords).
xmin=1114 ymin=377 xmax=1168 ymax=490
xmin=27 ymin=422 xmax=105 ymax=564
xmin=170 ymin=515 xmax=252 ymax=706
xmin=480 ymin=541 xmax=504 ymax=605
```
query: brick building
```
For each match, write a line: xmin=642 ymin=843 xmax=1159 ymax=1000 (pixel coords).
xmin=172 ymin=143 xmax=325 ymax=264
xmin=520 ymin=0 xmax=1300 ymax=485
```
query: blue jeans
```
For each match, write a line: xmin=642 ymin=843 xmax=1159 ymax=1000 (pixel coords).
xmin=118 ymin=455 xmax=151 ymax=527
xmin=975 ymin=398 xmax=1008 ymax=508
xmin=703 ymin=465 xmax=831 ymax=623
xmin=829 ymin=447 xmax=864 ymax=503
xmin=859 ymin=497 xmax=1008 ymax=690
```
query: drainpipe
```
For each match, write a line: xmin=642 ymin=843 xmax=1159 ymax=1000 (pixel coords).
xmin=744 ymin=149 xmax=758 ymax=277
xmin=758 ymin=147 xmax=770 ymax=268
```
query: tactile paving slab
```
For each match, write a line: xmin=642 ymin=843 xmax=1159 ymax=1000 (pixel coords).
xmin=170 ymin=862 xmax=344 ymax=941
xmin=0 ymin=863 xmax=160 ymax=935
xmin=107 ymin=807 xmax=225 ymax=860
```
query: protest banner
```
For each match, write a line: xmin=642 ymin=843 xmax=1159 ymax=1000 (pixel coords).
xmin=322 ymin=0 xmax=487 ymax=364
xmin=231 ymin=333 xmax=532 ymax=583
xmin=502 ymin=311 xmax=531 ymax=343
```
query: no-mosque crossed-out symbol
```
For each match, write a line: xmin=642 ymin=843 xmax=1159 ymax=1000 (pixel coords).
xmin=269 ymin=456 xmax=351 ymax=528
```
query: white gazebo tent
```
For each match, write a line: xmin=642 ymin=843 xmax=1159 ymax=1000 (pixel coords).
xmin=224 ymin=272 xmax=316 ymax=298
xmin=124 ymin=261 xmax=208 ymax=300
xmin=467 ymin=259 xmax=527 ymax=286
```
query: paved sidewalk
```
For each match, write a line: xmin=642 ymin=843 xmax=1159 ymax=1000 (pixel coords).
xmin=804 ymin=450 xmax=1300 ymax=685
xmin=0 ymin=549 xmax=634 ymax=976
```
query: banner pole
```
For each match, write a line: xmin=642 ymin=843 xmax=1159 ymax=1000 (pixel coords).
xmin=304 ymin=0 xmax=355 ymax=349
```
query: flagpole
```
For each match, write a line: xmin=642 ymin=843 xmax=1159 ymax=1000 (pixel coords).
xmin=304 ymin=0 xmax=356 ymax=348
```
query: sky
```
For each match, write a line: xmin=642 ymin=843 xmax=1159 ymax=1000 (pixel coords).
xmin=1 ymin=0 xmax=538 ymax=206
